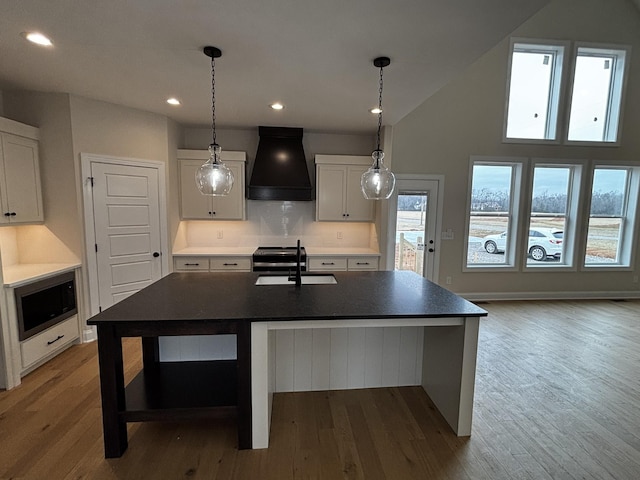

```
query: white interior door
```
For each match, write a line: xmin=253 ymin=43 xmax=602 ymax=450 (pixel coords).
xmin=387 ymin=176 xmax=443 ymax=282
xmin=84 ymin=158 xmax=166 ymax=313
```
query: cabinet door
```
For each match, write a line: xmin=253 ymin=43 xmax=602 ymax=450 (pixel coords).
xmin=0 ymin=133 xmax=43 ymax=224
xmin=180 ymin=160 xmax=213 ymax=219
xmin=345 ymin=166 xmax=374 ymax=222
xmin=308 ymin=257 xmax=348 ymax=271
xmin=316 ymin=165 xmax=347 ymax=221
xmin=211 ymin=163 xmax=244 ymax=220
xmin=347 ymin=256 xmax=379 ymax=271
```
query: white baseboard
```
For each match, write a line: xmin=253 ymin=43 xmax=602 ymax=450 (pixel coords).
xmin=460 ymin=291 xmax=640 ymax=302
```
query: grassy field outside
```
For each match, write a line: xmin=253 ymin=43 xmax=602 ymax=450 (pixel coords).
xmin=396 ymin=211 xmax=621 ymax=267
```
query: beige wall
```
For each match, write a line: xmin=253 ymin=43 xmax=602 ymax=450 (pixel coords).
xmin=392 ymin=0 xmax=640 ymax=296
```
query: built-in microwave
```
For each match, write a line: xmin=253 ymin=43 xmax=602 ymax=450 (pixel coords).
xmin=15 ymin=271 xmax=77 ymax=341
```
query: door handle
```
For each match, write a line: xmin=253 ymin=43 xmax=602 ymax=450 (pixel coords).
xmin=153 ymin=252 xmax=160 ymax=258
xmin=428 ymin=248 xmax=435 ymax=253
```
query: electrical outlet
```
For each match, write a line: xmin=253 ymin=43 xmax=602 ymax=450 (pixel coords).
xmin=337 ymin=231 xmax=343 ymax=239
xmin=446 ymin=276 xmax=452 ymax=285
xmin=217 ymin=230 xmax=223 ymax=239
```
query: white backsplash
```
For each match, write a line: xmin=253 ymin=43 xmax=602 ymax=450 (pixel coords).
xmin=175 ymin=200 xmax=378 ymax=250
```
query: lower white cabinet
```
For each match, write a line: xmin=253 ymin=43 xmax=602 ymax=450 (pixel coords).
xmin=309 ymin=256 xmax=379 ymax=272
xmin=21 ymin=315 xmax=79 ymax=370
xmin=174 ymin=256 xmax=251 ymax=272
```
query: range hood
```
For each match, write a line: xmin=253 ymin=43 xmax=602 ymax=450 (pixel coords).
xmin=248 ymin=126 xmax=313 ymax=201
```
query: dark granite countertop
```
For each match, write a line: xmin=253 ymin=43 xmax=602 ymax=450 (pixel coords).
xmin=87 ymin=271 xmax=487 ymax=325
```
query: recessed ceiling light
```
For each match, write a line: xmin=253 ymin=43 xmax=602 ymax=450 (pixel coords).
xmin=270 ymin=103 xmax=284 ymax=110
xmin=166 ymin=98 xmax=181 ymax=106
xmin=22 ymin=32 xmax=53 ymax=47
xmin=370 ymin=107 xmax=382 ymax=114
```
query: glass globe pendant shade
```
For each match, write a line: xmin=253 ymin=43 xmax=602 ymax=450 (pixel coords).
xmin=195 ymin=143 xmax=234 ymax=196
xmin=361 ymin=149 xmax=395 ymax=200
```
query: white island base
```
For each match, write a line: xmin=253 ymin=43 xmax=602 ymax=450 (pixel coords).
xmin=251 ymin=315 xmax=480 ymax=449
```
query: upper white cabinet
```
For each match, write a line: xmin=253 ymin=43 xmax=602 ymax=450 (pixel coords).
xmin=0 ymin=118 xmax=44 ymax=225
xmin=178 ymin=150 xmax=246 ymax=220
xmin=315 ymin=155 xmax=374 ymax=222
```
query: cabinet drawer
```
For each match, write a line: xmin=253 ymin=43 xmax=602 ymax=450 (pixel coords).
xmin=21 ymin=316 xmax=79 ymax=369
xmin=174 ymin=257 xmax=210 ymax=271
xmin=348 ymin=257 xmax=379 ymax=271
xmin=309 ymin=257 xmax=348 ymax=271
xmin=210 ymin=257 xmax=251 ymax=271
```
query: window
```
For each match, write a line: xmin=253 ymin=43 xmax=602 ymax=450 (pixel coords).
xmin=504 ymin=39 xmax=630 ymax=145
xmin=585 ymin=167 xmax=640 ymax=267
xmin=504 ymin=41 xmax=566 ymax=141
xmin=467 ymin=161 xmax=522 ymax=267
xmin=526 ymin=164 xmax=580 ymax=267
xmin=567 ymin=45 xmax=629 ymax=143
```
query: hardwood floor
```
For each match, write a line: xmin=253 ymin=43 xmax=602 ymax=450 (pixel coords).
xmin=1 ymin=300 xmax=640 ymax=479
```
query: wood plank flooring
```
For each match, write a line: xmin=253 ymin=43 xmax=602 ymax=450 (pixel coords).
xmin=1 ymin=300 xmax=640 ymax=479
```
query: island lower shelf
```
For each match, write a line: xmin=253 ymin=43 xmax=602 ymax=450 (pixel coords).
xmin=122 ymin=360 xmax=238 ymax=422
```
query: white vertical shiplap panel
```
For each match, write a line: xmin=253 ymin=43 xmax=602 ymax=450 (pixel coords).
xmin=293 ymin=330 xmax=313 ymax=391
xmin=329 ymin=328 xmax=348 ymax=389
xmin=158 ymin=336 xmax=180 ymax=361
xmin=198 ymin=335 xmax=221 ymax=360
xmin=178 ymin=335 xmax=201 ymax=361
xmin=275 ymin=330 xmax=294 ymax=392
xmin=347 ymin=328 xmax=366 ymax=388
xmin=381 ymin=327 xmax=401 ymax=386
xmin=312 ymin=329 xmax=331 ymax=390
xmin=364 ymin=328 xmax=384 ymax=387
xmin=268 ymin=330 xmax=276 ymax=393
xmin=414 ymin=326 xmax=424 ymax=384
xmin=219 ymin=334 xmax=237 ymax=359
xmin=398 ymin=327 xmax=419 ymax=385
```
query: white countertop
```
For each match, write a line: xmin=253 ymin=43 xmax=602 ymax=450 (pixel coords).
xmin=172 ymin=247 xmax=256 ymax=256
xmin=304 ymin=247 xmax=381 ymax=256
xmin=3 ymin=263 xmax=81 ymax=288
xmin=172 ymin=247 xmax=380 ymax=257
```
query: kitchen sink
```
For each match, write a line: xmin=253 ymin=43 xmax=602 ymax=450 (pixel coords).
xmin=255 ymin=274 xmax=337 ymax=285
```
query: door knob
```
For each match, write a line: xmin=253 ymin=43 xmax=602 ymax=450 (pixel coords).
xmin=153 ymin=252 xmax=160 ymax=258
xmin=428 ymin=248 xmax=434 ymax=253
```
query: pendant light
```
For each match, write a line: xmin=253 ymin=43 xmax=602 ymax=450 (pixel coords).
xmin=361 ymin=56 xmax=396 ymax=200
xmin=195 ymin=46 xmax=234 ymax=196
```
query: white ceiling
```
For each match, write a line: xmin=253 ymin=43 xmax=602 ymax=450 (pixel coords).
xmin=1 ymin=0 xmax=551 ymax=134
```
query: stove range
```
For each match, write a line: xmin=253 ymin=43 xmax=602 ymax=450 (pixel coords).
xmin=252 ymin=246 xmax=307 ymax=272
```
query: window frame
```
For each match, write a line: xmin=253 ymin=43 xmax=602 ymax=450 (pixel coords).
xmin=565 ymin=43 xmax=631 ymax=146
xmin=502 ymin=38 xmax=570 ymax=145
xmin=523 ymin=160 xmax=582 ymax=271
xmin=464 ymin=156 xmax=525 ymax=271
xmin=582 ymin=164 xmax=640 ymax=270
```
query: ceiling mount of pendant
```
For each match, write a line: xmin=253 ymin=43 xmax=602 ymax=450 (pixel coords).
xmin=203 ymin=46 xmax=222 ymax=59
xmin=373 ymin=57 xmax=390 ymax=68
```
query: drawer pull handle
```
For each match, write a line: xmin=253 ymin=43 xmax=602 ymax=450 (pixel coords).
xmin=223 ymin=263 xmax=238 ymax=266
xmin=356 ymin=262 xmax=369 ymax=265
xmin=184 ymin=263 xmax=200 ymax=266
xmin=47 ymin=334 xmax=65 ymax=346
xmin=322 ymin=262 xmax=335 ymax=265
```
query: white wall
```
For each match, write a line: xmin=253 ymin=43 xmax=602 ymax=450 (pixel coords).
xmin=392 ymin=0 xmax=640 ymax=297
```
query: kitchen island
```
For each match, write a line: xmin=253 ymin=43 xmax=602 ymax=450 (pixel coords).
xmin=88 ymin=271 xmax=487 ymax=457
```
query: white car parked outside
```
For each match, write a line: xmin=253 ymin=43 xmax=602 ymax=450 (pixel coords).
xmin=483 ymin=228 xmax=563 ymax=261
